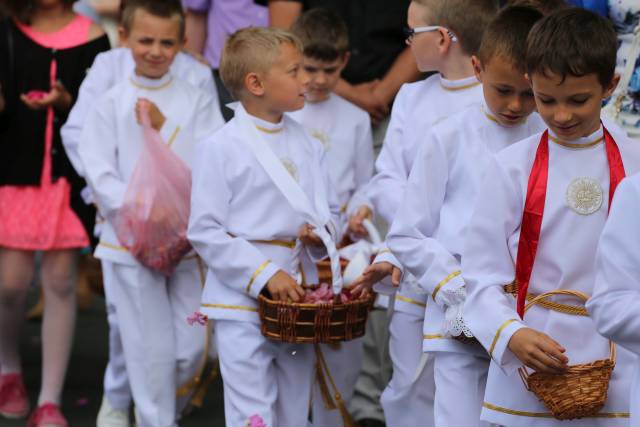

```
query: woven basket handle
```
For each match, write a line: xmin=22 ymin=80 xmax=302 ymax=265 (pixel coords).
xmin=518 ymin=289 xmax=616 ymax=387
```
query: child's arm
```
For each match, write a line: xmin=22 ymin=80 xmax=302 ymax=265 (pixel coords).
xmin=365 ymin=85 xmax=413 ymax=224
xmin=78 ymin=98 xmax=127 ymax=218
xmin=61 ymin=52 xmax=114 ymax=178
xmin=387 ymin=132 xmax=460 ymax=303
xmin=588 ymin=178 xmax=640 ymax=356
xmin=462 ymin=155 xmax=567 ymax=374
xmin=347 ymin=115 xmax=375 ymax=237
xmin=187 ymin=138 xmax=301 ymax=301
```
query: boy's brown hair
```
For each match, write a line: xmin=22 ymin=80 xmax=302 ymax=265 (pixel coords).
xmin=526 ymin=7 xmax=617 ymax=88
xmin=290 ymin=8 xmax=349 ymax=62
xmin=506 ymin=0 xmax=567 ymax=15
xmin=411 ymin=0 xmax=500 ymax=56
xmin=220 ymin=27 xmax=302 ymax=100
xmin=121 ymin=0 xmax=185 ymax=39
xmin=477 ymin=6 xmax=543 ymax=73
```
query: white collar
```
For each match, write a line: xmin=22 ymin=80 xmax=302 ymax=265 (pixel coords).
xmin=549 ymin=125 xmax=604 ymax=149
xmin=129 ymin=72 xmax=173 ymax=91
xmin=439 ymin=75 xmax=481 ymax=91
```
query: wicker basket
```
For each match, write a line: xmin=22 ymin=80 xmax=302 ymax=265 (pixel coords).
xmin=316 ymin=258 xmax=350 ymax=284
xmin=517 ymin=290 xmax=616 ymax=420
xmin=258 ymin=288 xmax=375 ymax=343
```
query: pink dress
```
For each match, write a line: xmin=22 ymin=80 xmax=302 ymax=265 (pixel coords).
xmin=0 ymin=15 xmax=93 ymax=250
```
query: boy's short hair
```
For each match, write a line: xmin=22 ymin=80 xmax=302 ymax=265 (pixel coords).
xmin=289 ymin=8 xmax=349 ymax=62
xmin=526 ymin=8 xmax=617 ymax=88
xmin=411 ymin=0 xmax=499 ymax=56
xmin=506 ymin=0 xmax=567 ymax=15
xmin=121 ymin=0 xmax=185 ymax=39
xmin=220 ymin=27 xmax=302 ymax=100
xmin=477 ymin=6 xmax=543 ymax=73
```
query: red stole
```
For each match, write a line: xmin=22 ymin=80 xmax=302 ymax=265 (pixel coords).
xmin=514 ymin=127 xmax=626 ymax=318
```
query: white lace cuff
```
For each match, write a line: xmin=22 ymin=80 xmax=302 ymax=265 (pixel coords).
xmin=444 ymin=301 xmax=474 ymax=338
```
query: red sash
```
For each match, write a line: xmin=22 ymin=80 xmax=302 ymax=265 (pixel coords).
xmin=514 ymin=127 xmax=625 ymax=318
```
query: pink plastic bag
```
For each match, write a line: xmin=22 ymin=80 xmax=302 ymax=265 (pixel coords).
xmin=114 ymin=103 xmax=192 ymax=276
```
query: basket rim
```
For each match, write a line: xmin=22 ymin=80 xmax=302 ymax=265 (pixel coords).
xmin=258 ymin=292 xmax=375 ymax=309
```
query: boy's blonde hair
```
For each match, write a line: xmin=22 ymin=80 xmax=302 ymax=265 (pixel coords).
xmin=220 ymin=27 xmax=303 ymax=100
xmin=412 ymin=0 xmax=499 ymax=56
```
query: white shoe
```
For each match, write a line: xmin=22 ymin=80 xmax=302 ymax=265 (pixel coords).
xmin=97 ymin=396 xmax=131 ymax=427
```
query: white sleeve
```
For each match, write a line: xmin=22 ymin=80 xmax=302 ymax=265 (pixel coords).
xmin=187 ymin=139 xmax=281 ymax=299
xmin=77 ymin=99 xmax=127 ymax=219
xmin=462 ymin=156 xmax=527 ymax=375
xmin=587 ymin=178 xmax=640 ymax=356
xmin=366 ymin=89 xmax=411 ymax=224
xmin=386 ymin=134 xmax=464 ymax=305
xmin=61 ymin=53 xmax=114 ymax=177
xmin=346 ymin=116 xmax=374 ymax=216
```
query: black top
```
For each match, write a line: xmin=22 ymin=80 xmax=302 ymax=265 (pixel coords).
xmin=256 ymin=0 xmax=410 ymax=84
xmin=0 ymin=18 xmax=110 ymax=235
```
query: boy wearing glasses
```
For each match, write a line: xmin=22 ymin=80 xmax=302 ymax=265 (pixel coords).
xmin=350 ymin=0 xmax=498 ymax=425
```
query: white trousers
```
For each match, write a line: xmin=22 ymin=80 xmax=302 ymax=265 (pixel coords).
xmin=102 ymin=261 xmax=204 ymax=427
xmin=215 ymin=320 xmax=314 ymax=427
xmin=101 ymin=261 xmax=132 ymax=411
xmin=433 ymin=352 xmax=493 ymax=427
xmin=311 ymin=339 xmax=364 ymax=426
xmin=381 ymin=312 xmax=435 ymax=427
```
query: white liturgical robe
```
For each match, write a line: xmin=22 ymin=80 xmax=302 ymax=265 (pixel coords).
xmin=588 ymin=172 xmax=640 ymax=427
xmin=388 ymin=104 xmax=545 ymax=355
xmin=463 ymin=124 xmax=640 ymax=426
xmin=188 ymin=104 xmax=341 ymax=323
xmin=289 ymin=94 xmax=374 ymax=221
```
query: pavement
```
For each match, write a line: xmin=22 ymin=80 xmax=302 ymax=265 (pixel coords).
xmin=1 ymin=288 xmax=226 ymax=426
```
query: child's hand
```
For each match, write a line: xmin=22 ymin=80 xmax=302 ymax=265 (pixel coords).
xmin=348 ymin=261 xmax=402 ymax=297
xmin=21 ymin=81 xmax=72 ymax=111
xmin=298 ymin=223 xmax=323 ymax=247
xmin=136 ymin=98 xmax=166 ymax=131
xmin=266 ymin=270 xmax=305 ymax=302
xmin=348 ymin=205 xmax=372 ymax=238
xmin=508 ymin=328 xmax=569 ymax=373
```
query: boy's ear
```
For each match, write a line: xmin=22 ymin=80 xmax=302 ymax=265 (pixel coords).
xmin=471 ymin=56 xmax=483 ymax=82
xmin=118 ymin=26 xmax=129 ymax=47
xmin=339 ymin=52 xmax=351 ymax=70
xmin=245 ymin=72 xmax=265 ymax=97
xmin=603 ymin=73 xmax=620 ymax=100
xmin=437 ymin=27 xmax=452 ymax=55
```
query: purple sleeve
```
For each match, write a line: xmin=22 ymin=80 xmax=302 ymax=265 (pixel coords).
xmin=182 ymin=0 xmax=211 ymax=12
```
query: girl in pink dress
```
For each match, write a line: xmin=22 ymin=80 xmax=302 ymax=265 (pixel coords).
xmin=0 ymin=1 xmax=109 ymax=426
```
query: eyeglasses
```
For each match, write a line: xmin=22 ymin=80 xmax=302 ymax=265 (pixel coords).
xmin=403 ymin=26 xmax=458 ymax=44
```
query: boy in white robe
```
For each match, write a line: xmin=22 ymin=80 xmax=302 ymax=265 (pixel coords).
xmin=386 ymin=7 xmax=545 ymax=426
xmin=78 ymin=1 xmax=222 ymax=426
xmin=349 ymin=1 xmax=498 ymax=425
xmin=61 ymin=14 xmax=223 ymax=426
xmin=463 ymin=9 xmax=640 ymax=426
xmin=187 ymin=28 xmax=341 ymax=427
xmin=588 ymin=173 xmax=640 ymax=427
xmin=287 ymin=9 xmax=373 ymax=427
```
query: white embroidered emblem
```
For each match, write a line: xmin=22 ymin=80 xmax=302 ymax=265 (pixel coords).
xmin=310 ymin=129 xmax=331 ymax=151
xmin=281 ymin=158 xmax=299 ymax=182
xmin=566 ymin=177 xmax=603 ymax=215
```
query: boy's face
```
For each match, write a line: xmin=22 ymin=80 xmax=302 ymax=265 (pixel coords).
xmin=120 ymin=9 xmax=184 ymax=79
xmin=530 ymin=71 xmax=618 ymax=141
xmin=260 ymin=43 xmax=309 ymax=113
xmin=302 ymin=55 xmax=348 ymax=103
xmin=407 ymin=2 xmax=442 ymax=72
xmin=473 ymin=56 xmax=536 ymax=127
